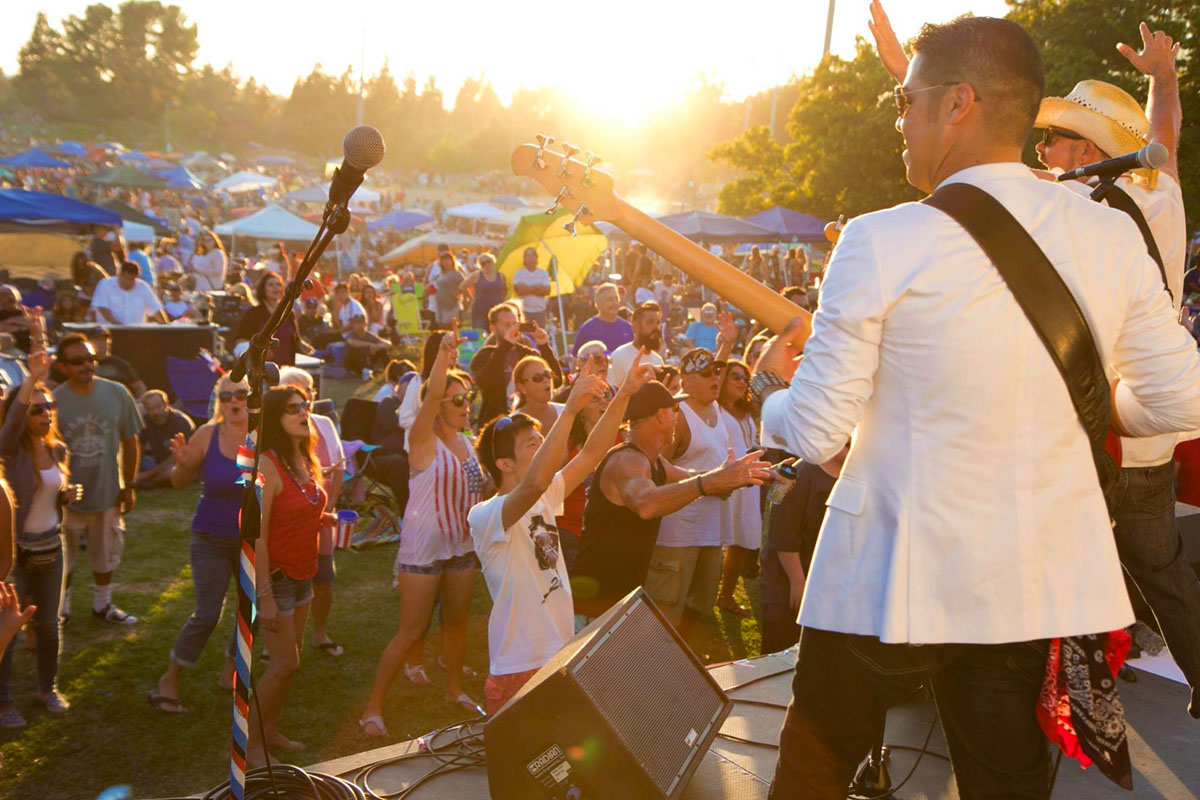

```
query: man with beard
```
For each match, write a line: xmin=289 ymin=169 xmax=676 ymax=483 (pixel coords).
xmin=646 ymin=348 xmax=734 ymax=637
xmin=715 ymin=359 xmax=761 ymax=617
xmin=134 ymin=390 xmax=194 ymax=490
xmin=570 ymin=380 xmax=770 ymax=622
xmin=609 ymin=302 xmax=664 ymax=388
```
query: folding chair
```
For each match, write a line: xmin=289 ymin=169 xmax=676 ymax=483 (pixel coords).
xmin=166 ymin=356 xmax=219 ymax=423
xmin=338 ymin=397 xmax=404 ymax=547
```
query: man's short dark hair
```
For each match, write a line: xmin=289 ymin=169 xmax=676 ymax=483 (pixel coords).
xmin=56 ymin=333 xmax=89 ymax=358
xmin=476 ymin=413 xmax=539 ymax=485
xmin=119 ymin=260 xmax=140 ymax=276
xmin=488 ymin=301 xmax=521 ymax=327
xmin=909 ymin=16 xmax=1044 ymax=148
xmin=632 ymin=301 xmax=661 ymax=326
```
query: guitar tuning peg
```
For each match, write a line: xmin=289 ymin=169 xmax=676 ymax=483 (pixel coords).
xmin=546 ymin=185 xmax=573 ymax=215
xmin=533 ymin=134 xmax=554 ymax=170
xmin=562 ymin=203 xmax=591 ymax=236
xmin=581 ymin=152 xmax=603 ymax=188
xmin=557 ymin=143 xmax=580 ymax=178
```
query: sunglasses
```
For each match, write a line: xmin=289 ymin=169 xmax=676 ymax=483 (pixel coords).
xmin=218 ymin=390 xmax=249 ymax=403
xmin=1041 ymin=127 xmax=1085 ymax=146
xmin=443 ymin=389 xmax=479 ymax=408
xmin=31 ymin=402 xmax=57 ymax=415
xmin=583 ymin=352 xmax=609 ymax=364
xmin=283 ymin=400 xmax=310 ymax=416
xmin=62 ymin=355 xmax=97 ymax=366
xmin=892 ymin=82 xmax=980 ymax=118
xmin=522 ymin=370 xmax=553 ymax=384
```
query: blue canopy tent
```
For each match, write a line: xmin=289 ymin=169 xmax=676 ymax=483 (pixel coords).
xmin=55 ymin=141 xmax=87 ymax=157
xmin=0 ymin=149 xmax=72 ymax=169
xmin=743 ymin=207 xmax=827 ymax=244
xmin=158 ymin=165 xmax=206 ymax=191
xmin=368 ymin=209 xmax=434 ymax=232
xmin=655 ymin=210 xmax=779 ymax=243
xmin=0 ymin=189 xmax=122 ymax=234
xmin=119 ymin=151 xmax=151 ymax=163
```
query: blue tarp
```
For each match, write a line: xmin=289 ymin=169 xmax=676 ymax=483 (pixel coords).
xmin=368 ymin=209 xmax=435 ymax=232
xmin=0 ymin=189 xmax=122 ymax=233
xmin=744 ymin=207 xmax=827 ymax=243
xmin=0 ymin=149 xmax=72 ymax=169
xmin=55 ymin=141 xmax=87 ymax=157
xmin=655 ymin=210 xmax=778 ymax=243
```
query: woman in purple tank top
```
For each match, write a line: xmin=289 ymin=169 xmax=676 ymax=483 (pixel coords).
xmin=150 ymin=376 xmax=248 ymax=714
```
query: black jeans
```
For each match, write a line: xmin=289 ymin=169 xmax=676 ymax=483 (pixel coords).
xmin=769 ymin=628 xmax=1052 ymax=800
xmin=1112 ymin=461 xmax=1200 ymax=716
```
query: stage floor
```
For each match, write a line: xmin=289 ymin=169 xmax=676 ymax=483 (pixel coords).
xmin=307 ymin=649 xmax=1199 ymax=799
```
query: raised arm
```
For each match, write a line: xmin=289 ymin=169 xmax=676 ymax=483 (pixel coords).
xmin=868 ymin=0 xmax=910 ymax=84
xmin=169 ymin=425 xmax=213 ymax=488
xmin=500 ymin=373 xmax=606 ymax=529
xmin=606 ymin=448 xmax=771 ymax=521
xmin=562 ymin=352 xmax=654 ymax=494
xmin=1118 ymin=22 xmax=1181 ymax=180
xmin=408 ymin=326 xmax=459 ymax=471
xmin=715 ymin=311 xmax=738 ymax=363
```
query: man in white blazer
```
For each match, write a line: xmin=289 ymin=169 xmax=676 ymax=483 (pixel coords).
xmin=752 ymin=16 xmax=1200 ymax=800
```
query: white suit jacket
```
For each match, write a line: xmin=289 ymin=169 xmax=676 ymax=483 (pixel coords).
xmin=761 ymin=162 xmax=1200 ymax=644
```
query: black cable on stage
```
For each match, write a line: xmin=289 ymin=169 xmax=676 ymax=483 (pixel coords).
xmin=349 ymin=718 xmax=488 ymax=800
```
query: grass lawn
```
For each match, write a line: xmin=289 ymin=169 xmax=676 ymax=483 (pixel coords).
xmin=0 ymin=376 xmax=764 ymax=800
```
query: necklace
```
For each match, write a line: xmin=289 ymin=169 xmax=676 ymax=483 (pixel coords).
xmin=280 ymin=456 xmax=322 ymax=507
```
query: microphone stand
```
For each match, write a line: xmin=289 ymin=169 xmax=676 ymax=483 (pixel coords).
xmin=1088 ymin=174 xmax=1120 ymax=203
xmin=227 ymin=200 xmax=353 ymax=800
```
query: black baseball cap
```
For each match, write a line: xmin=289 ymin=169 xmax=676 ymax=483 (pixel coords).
xmin=624 ymin=381 xmax=688 ymax=422
xmin=680 ymin=348 xmax=725 ymax=375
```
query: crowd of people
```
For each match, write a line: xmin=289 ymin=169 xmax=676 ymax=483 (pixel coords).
xmin=0 ymin=5 xmax=1196 ymax=798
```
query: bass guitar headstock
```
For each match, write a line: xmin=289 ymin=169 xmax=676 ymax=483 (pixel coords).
xmin=511 ymin=135 xmax=621 ymax=236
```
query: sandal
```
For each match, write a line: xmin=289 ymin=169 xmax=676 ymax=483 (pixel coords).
xmin=404 ymin=663 xmax=432 ymax=686
xmin=314 ymin=641 xmax=345 ymax=657
xmin=358 ymin=715 xmax=388 ymax=738
xmin=450 ymin=693 xmax=485 ymax=717
xmin=717 ymin=597 xmax=751 ymax=617
xmin=438 ymin=657 xmax=477 ymax=677
xmin=147 ymin=691 xmax=184 ymax=714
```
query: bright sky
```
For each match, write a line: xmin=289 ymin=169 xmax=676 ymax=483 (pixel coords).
xmin=3 ymin=0 xmax=1008 ymax=125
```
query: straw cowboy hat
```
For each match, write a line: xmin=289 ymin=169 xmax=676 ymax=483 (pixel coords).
xmin=1034 ymin=79 xmax=1148 ymax=159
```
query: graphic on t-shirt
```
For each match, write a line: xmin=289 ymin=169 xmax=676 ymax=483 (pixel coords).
xmin=529 ymin=514 xmax=562 ymax=602
xmin=63 ymin=413 xmax=112 ymax=469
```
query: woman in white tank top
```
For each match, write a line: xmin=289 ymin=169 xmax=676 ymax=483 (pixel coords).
xmin=361 ymin=329 xmax=485 ymax=736
xmin=656 ymin=399 xmax=733 ymax=548
xmin=716 ymin=360 xmax=762 ymax=616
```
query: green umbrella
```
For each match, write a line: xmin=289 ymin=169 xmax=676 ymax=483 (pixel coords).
xmin=84 ymin=165 xmax=167 ymax=189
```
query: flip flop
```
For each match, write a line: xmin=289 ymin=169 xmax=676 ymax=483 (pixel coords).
xmin=404 ymin=664 xmax=432 ymax=686
xmin=438 ymin=657 xmax=477 ymax=677
xmin=314 ymin=641 xmax=345 ymax=657
xmin=358 ymin=715 xmax=388 ymax=738
xmin=148 ymin=691 xmax=184 ymax=714
xmin=450 ymin=693 xmax=485 ymax=717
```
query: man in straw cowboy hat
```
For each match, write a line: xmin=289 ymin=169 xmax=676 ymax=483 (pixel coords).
xmin=870 ymin=3 xmax=1198 ymax=721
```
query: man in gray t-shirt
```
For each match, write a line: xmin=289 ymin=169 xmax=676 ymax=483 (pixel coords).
xmin=53 ymin=334 xmax=144 ymax=624
xmin=434 ymin=253 xmax=466 ymax=328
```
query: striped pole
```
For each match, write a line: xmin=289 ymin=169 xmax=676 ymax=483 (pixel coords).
xmin=230 ymin=439 xmax=262 ymax=799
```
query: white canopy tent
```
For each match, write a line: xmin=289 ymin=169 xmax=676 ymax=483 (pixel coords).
xmin=213 ymin=170 xmax=278 ymax=194
xmin=122 ymin=219 xmax=156 ymax=243
xmin=284 ymin=182 xmax=380 ymax=206
xmin=445 ymin=202 xmax=506 ymax=221
xmin=214 ymin=205 xmax=321 ymax=245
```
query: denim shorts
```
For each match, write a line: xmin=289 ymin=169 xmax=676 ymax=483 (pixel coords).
xmin=395 ymin=552 xmax=480 ymax=576
xmin=264 ymin=569 xmax=313 ymax=617
xmin=314 ymin=553 xmax=336 ymax=586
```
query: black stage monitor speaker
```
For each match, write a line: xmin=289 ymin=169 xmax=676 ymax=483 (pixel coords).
xmin=484 ymin=588 xmax=732 ymax=800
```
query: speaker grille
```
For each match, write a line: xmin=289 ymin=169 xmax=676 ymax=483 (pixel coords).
xmin=573 ymin=601 xmax=725 ymax=794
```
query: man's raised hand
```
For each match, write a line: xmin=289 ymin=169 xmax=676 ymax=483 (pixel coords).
xmin=620 ymin=348 xmax=656 ymax=395
xmin=868 ymin=0 xmax=909 ymax=84
xmin=1118 ymin=22 xmax=1179 ymax=80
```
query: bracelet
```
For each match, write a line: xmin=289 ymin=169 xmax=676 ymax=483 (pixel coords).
xmin=749 ymin=370 xmax=790 ymax=407
xmin=696 ymin=474 xmax=708 ymax=497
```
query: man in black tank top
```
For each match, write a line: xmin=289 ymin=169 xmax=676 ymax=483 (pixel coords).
xmin=571 ymin=382 xmax=772 ymax=620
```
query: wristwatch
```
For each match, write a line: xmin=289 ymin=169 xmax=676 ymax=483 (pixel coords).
xmin=750 ymin=370 xmax=789 ymax=408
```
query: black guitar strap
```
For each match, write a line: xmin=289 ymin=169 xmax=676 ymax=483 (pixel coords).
xmin=1093 ymin=182 xmax=1171 ymax=303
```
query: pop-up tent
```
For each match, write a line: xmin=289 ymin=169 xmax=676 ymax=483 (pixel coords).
xmin=85 ymin=165 xmax=167 ymax=189
xmin=0 ymin=149 xmax=73 ymax=169
xmin=446 ymin=202 xmax=506 ymax=221
xmin=99 ymin=200 xmax=171 ymax=236
xmin=743 ymin=206 xmax=827 ymax=243
xmin=284 ymin=182 xmax=380 ymax=205
xmin=213 ymin=170 xmax=278 ymax=194
xmin=368 ymin=209 xmax=434 ymax=232
xmin=214 ymin=204 xmax=320 ymax=242
xmin=55 ymin=141 xmax=88 ymax=157
xmin=158 ymin=165 xmax=205 ymax=191
xmin=122 ymin=219 xmax=156 ymax=243
xmin=0 ymin=189 xmax=122 ymax=234
xmin=381 ymin=231 xmax=492 ymax=266
xmin=655 ymin=210 xmax=778 ymax=243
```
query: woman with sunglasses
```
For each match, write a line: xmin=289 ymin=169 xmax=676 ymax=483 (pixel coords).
xmin=247 ymin=386 xmax=330 ymax=766
xmin=361 ymin=324 xmax=485 ymax=736
xmin=513 ymin=356 xmax=563 ymax=435
xmin=715 ymin=359 xmax=761 ymax=617
xmin=0 ymin=315 xmax=72 ymax=726
xmin=150 ymin=376 xmax=250 ymax=714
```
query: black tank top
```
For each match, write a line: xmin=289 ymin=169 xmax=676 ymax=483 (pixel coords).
xmin=571 ymin=443 xmax=667 ymax=617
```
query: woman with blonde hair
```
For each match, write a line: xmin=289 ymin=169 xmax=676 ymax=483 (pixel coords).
xmin=150 ymin=375 xmax=250 ymax=714
xmin=189 ymin=228 xmax=228 ymax=292
xmin=512 ymin=355 xmax=563 ymax=433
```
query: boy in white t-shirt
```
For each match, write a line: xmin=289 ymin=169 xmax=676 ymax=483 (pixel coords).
xmin=469 ymin=349 xmax=655 ymax=714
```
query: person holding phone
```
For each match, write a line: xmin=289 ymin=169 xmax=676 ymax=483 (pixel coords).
xmin=470 ymin=303 xmax=562 ymax=426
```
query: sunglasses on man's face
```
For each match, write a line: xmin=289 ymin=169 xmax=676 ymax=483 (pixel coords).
xmin=283 ymin=400 xmax=310 ymax=416
xmin=892 ymin=82 xmax=979 ymax=118
xmin=523 ymin=370 xmax=553 ymax=384
xmin=583 ymin=352 xmax=609 ymax=364
xmin=218 ymin=390 xmax=249 ymax=403
xmin=31 ymin=402 xmax=57 ymax=416
xmin=62 ymin=354 xmax=97 ymax=367
xmin=443 ymin=389 xmax=479 ymax=408
xmin=1041 ymin=127 xmax=1085 ymax=147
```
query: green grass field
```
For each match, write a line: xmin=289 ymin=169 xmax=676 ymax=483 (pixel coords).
xmin=0 ymin=376 xmax=763 ymax=799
